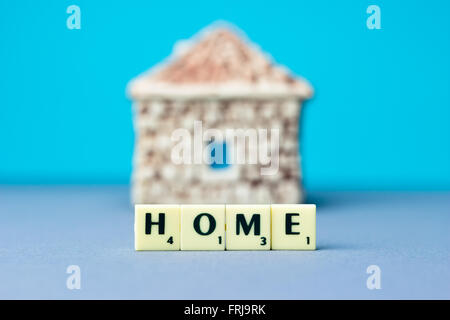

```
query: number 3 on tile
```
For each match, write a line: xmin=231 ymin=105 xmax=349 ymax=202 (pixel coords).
xmin=260 ymin=237 xmax=267 ymax=246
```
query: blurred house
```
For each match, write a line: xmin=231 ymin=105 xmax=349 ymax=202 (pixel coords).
xmin=128 ymin=24 xmax=312 ymax=204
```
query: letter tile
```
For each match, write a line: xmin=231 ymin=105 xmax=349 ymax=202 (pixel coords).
xmin=181 ymin=205 xmax=225 ymax=250
xmin=226 ymin=205 xmax=271 ymax=250
xmin=135 ymin=205 xmax=180 ymax=250
xmin=271 ymin=204 xmax=316 ymax=250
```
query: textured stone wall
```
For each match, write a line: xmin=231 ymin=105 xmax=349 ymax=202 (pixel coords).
xmin=132 ymin=98 xmax=304 ymax=204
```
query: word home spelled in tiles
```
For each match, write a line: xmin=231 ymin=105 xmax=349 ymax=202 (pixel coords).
xmin=135 ymin=204 xmax=316 ymax=251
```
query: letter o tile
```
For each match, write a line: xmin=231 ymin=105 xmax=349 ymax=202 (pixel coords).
xmin=181 ymin=205 xmax=225 ymax=250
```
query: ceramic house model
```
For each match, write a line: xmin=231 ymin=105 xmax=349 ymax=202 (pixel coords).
xmin=128 ymin=24 xmax=312 ymax=204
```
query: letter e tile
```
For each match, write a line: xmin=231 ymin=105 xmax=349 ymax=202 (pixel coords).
xmin=271 ymin=204 xmax=316 ymax=250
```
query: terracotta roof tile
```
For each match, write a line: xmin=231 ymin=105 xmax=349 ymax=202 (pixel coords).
xmin=152 ymin=28 xmax=297 ymax=85
xmin=129 ymin=25 xmax=313 ymax=99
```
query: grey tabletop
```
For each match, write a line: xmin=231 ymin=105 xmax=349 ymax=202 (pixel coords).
xmin=0 ymin=186 xmax=449 ymax=299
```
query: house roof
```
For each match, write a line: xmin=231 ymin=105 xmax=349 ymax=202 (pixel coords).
xmin=129 ymin=24 xmax=313 ymax=99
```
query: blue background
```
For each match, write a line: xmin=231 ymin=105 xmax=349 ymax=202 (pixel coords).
xmin=1 ymin=0 xmax=449 ymax=190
